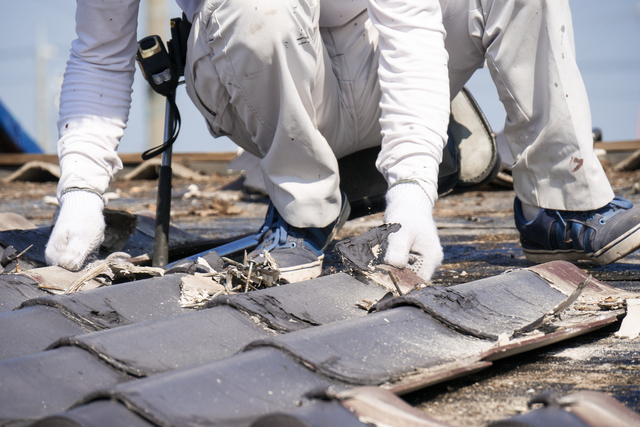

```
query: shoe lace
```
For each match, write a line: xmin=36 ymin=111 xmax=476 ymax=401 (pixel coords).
xmin=552 ymin=210 xmax=568 ymax=228
xmin=552 ymin=197 xmax=630 ymax=226
xmin=594 ymin=197 xmax=631 ymax=224
xmin=550 ymin=210 xmax=587 ymax=251
xmin=549 ymin=197 xmax=632 ymax=251
xmin=254 ymin=202 xmax=332 ymax=256
xmin=255 ymin=204 xmax=296 ymax=252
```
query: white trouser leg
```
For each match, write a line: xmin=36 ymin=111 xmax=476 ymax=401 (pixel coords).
xmin=185 ymin=0 xmax=381 ymax=228
xmin=441 ymin=0 xmax=614 ymax=211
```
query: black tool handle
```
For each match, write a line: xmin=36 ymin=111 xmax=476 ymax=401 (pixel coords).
xmin=152 ymin=93 xmax=176 ymax=267
xmin=152 ymin=163 xmax=172 ymax=266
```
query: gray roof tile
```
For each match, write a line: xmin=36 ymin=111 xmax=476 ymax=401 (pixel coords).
xmin=18 ymin=274 xmax=190 ymax=329
xmin=0 ymin=347 xmax=131 ymax=424
xmin=106 ymin=347 xmax=335 ymax=427
xmin=247 ymin=306 xmax=492 ymax=385
xmin=0 ymin=306 xmax=86 ymax=361
xmin=32 ymin=400 xmax=155 ymax=427
xmin=0 ymin=274 xmax=48 ymax=312
xmin=56 ymin=306 xmax=275 ymax=377
xmin=375 ymin=269 xmax=569 ymax=340
xmin=208 ymin=273 xmax=388 ymax=331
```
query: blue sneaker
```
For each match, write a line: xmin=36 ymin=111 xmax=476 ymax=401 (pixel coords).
xmin=514 ymin=197 xmax=640 ymax=265
xmin=249 ymin=194 xmax=351 ymax=283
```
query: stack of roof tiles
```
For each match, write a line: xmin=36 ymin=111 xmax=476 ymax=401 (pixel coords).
xmin=0 ymin=260 xmax=636 ymax=426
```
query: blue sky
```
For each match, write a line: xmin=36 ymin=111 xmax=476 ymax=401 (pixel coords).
xmin=1 ymin=0 xmax=639 ymax=154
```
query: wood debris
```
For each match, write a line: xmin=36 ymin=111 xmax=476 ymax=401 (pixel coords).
xmin=19 ymin=253 xmax=165 ymax=294
xmin=615 ymin=299 xmax=640 ymax=340
xmin=178 ymin=252 xmax=286 ymax=308
xmin=187 ymin=199 xmax=242 ymax=217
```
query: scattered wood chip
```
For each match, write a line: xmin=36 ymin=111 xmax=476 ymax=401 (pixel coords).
xmin=180 ymin=274 xmax=227 ymax=308
xmin=178 ymin=252 xmax=287 ymax=308
xmin=615 ymin=299 xmax=640 ymax=340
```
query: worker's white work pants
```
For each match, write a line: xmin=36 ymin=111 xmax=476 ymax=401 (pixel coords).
xmin=185 ymin=0 xmax=614 ymax=228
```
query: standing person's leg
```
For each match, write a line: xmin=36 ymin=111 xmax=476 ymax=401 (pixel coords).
xmin=481 ymin=0 xmax=613 ymax=211
xmin=442 ymin=0 xmax=612 ymax=210
xmin=441 ymin=0 xmax=640 ymax=264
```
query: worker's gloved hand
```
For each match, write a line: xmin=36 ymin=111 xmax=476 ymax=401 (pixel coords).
xmin=45 ymin=190 xmax=105 ymax=271
xmin=384 ymin=182 xmax=443 ymax=281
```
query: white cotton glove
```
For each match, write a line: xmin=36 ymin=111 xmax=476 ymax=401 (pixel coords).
xmin=384 ymin=182 xmax=444 ymax=281
xmin=45 ymin=190 xmax=106 ymax=271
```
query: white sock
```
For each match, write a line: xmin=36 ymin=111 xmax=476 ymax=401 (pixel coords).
xmin=521 ymin=202 xmax=543 ymax=222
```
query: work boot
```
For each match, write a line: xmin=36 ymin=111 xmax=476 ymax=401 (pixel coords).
xmin=514 ymin=196 xmax=640 ymax=265
xmin=249 ymin=194 xmax=351 ymax=283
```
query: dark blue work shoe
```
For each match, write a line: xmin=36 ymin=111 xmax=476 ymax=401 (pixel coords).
xmin=249 ymin=194 xmax=351 ymax=283
xmin=514 ymin=197 xmax=640 ymax=265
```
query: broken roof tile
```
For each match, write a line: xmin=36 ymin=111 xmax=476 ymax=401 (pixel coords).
xmin=207 ymin=273 xmax=388 ymax=331
xmin=0 ymin=274 xmax=48 ymax=312
xmin=17 ymin=274 xmax=190 ymax=330
xmin=0 ymin=274 xmax=190 ymax=363
xmin=374 ymin=268 xmax=570 ymax=340
xmin=246 ymin=306 xmax=492 ymax=386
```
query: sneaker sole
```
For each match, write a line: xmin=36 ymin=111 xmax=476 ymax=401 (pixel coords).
xmin=279 ymin=255 xmax=324 ymax=283
xmin=523 ymin=222 xmax=640 ymax=265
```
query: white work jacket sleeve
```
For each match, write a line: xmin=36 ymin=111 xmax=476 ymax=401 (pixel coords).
xmin=368 ymin=0 xmax=450 ymax=206
xmin=56 ymin=0 xmax=141 ymax=197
